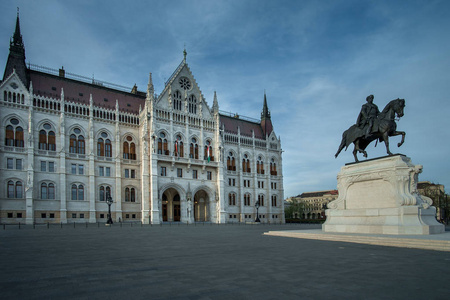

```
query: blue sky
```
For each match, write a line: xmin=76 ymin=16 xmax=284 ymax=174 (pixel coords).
xmin=1 ymin=0 xmax=449 ymax=197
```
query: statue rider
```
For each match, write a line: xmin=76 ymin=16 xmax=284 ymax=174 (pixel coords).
xmin=357 ymin=95 xmax=380 ymax=138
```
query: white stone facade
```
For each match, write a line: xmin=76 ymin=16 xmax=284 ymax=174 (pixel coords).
xmin=0 ymin=21 xmax=284 ymax=224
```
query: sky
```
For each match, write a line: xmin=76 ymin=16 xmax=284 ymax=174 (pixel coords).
xmin=1 ymin=0 xmax=449 ymax=197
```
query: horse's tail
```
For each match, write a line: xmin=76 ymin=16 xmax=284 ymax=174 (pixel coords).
xmin=335 ymin=130 xmax=348 ymax=158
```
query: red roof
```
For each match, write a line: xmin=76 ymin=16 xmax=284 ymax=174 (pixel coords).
xmin=220 ymin=114 xmax=264 ymax=139
xmin=29 ymin=70 xmax=145 ymax=114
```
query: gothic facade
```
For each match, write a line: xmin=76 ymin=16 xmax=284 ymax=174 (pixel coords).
xmin=0 ymin=14 xmax=284 ymax=224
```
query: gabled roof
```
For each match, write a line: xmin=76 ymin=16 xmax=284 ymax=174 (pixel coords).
xmin=220 ymin=114 xmax=265 ymax=139
xmin=30 ymin=70 xmax=145 ymax=114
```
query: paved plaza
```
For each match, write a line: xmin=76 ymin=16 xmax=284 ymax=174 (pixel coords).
xmin=1 ymin=223 xmax=449 ymax=299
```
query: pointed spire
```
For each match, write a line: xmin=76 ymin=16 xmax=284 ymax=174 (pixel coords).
xmin=3 ymin=9 xmax=28 ymax=86
xmin=183 ymin=47 xmax=187 ymax=63
xmin=212 ymin=91 xmax=219 ymax=113
xmin=261 ymin=91 xmax=271 ymax=120
xmin=12 ymin=8 xmax=24 ymax=51
xmin=147 ymin=73 xmax=154 ymax=100
xmin=260 ymin=91 xmax=273 ymax=136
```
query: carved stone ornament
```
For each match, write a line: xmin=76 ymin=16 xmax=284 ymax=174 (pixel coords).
xmin=323 ymin=155 xmax=444 ymax=235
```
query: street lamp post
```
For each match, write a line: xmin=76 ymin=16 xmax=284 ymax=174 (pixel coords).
xmin=255 ymin=200 xmax=260 ymax=223
xmin=106 ymin=196 xmax=113 ymax=225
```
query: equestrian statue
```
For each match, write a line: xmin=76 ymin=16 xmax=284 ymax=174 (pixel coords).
xmin=335 ymin=95 xmax=406 ymax=162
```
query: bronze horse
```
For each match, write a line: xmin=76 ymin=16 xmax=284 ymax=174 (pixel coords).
xmin=335 ymin=98 xmax=406 ymax=162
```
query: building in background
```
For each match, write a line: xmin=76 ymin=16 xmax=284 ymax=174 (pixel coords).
xmin=285 ymin=190 xmax=338 ymax=220
xmin=0 ymin=13 xmax=284 ymax=224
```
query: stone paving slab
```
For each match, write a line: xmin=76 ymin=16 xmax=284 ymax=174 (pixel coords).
xmin=1 ymin=224 xmax=449 ymax=300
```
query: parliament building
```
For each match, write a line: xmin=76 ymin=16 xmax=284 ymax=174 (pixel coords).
xmin=0 ymin=13 xmax=284 ymax=224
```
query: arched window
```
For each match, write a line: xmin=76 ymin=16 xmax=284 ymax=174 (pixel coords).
xmin=270 ymin=158 xmax=277 ymax=176
xmin=227 ymin=152 xmax=236 ymax=171
xmin=204 ymin=140 xmax=213 ymax=161
xmin=158 ymin=132 xmax=168 ymax=155
xmin=188 ymin=95 xmax=197 ymax=114
xmin=228 ymin=193 xmax=236 ymax=206
xmin=7 ymin=180 xmax=15 ymax=198
xmin=125 ymin=187 xmax=130 ymax=202
xmin=190 ymin=138 xmax=198 ymax=159
xmin=258 ymin=195 xmax=265 ymax=207
xmin=97 ymin=138 xmax=104 ymax=156
xmin=41 ymin=183 xmax=48 ymax=199
xmin=71 ymin=184 xmax=84 ymax=200
xmin=244 ymin=194 xmax=251 ymax=206
xmin=130 ymin=142 xmax=136 ymax=160
xmin=271 ymin=195 xmax=277 ymax=207
xmin=99 ymin=185 xmax=111 ymax=201
xmin=71 ymin=184 xmax=77 ymax=200
xmin=70 ymin=128 xmax=85 ymax=154
xmin=5 ymin=125 xmax=14 ymax=146
xmin=257 ymin=156 xmax=265 ymax=175
xmin=123 ymin=136 xmax=136 ymax=160
xmin=5 ymin=119 xmax=24 ymax=147
xmin=174 ymin=135 xmax=184 ymax=157
xmin=123 ymin=142 xmax=129 ymax=159
xmin=125 ymin=187 xmax=136 ymax=202
xmin=173 ymin=90 xmax=182 ymax=111
xmin=105 ymin=139 xmax=112 ymax=157
xmin=242 ymin=154 xmax=251 ymax=173
xmin=48 ymin=183 xmax=55 ymax=200
xmin=130 ymin=188 xmax=136 ymax=202
xmin=39 ymin=123 xmax=56 ymax=151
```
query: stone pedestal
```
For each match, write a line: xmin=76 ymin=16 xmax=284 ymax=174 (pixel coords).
xmin=323 ymin=155 xmax=444 ymax=235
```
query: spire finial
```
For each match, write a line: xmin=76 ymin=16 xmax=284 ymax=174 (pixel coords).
xmin=183 ymin=46 xmax=187 ymax=62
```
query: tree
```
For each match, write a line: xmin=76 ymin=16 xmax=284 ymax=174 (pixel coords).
xmin=419 ymin=182 xmax=448 ymax=223
xmin=285 ymin=198 xmax=305 ymax=219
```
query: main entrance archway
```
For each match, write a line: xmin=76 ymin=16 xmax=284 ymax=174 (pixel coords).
xmin=194 ymin=190 xmax=209 ymax=222
xmin=162 ymin=188 xmax=181 ymax=222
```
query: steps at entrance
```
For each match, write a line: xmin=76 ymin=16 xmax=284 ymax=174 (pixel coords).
xmin=264 ymin=230 xmax=450 ymax=252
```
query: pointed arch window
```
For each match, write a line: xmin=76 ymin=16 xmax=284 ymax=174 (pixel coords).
xmin=41 ymin=183 xmax=48 ymax=199
xmin=258 ymin=194 xmax=265 ymax=207
xmin=228 ymin=193 xmax=236 ymax=206
xmin=97 ymin=138 xmax=104 ymax=156
xmin=71 ymin=184 xmax=84 ymax=200
xmin=242 ymin=154 xmax=251 ymax=173
xmin=257 ymin=156 xmax=265 ymax=175
xmin=244 ymin=194 xmax=251 ymax=206
xmin=270 ymin=158 xmax=278 ymax=176
xmin=158 ymin=132 xmax=168 ymax=155
xmin=271 ymin=195 xmax=277 ymax=207
xmin=105 ymin=139 xmax=112 ymax=157
xmin=227 ymin=152 xmax=236 ymax=171
xmin=174 ymin=135 xmax=184 ymax=157
xmin=5 ymin=119 xmax=24 ymax=147
xmin=70 ymin=128 xmax=85 ymax=154
xmin=125 ymin=187 xmax=136 ymax=202
xmin=188 ymin=95 xmax=197 ymax=114
xmin=123 ymin=136 xmax=136 ymax=160
xmin=99 ymin=185 xmax=111 ymax=201
xmin=190 ymin=138 xmax=198 ymax=159
xmin=39 ymin=123 xmax=56 ymax=151
xmin=8 ymin=180 xmax=23 ymax=198
xmin=204 ymin=140 xmax=213 ymax=162
xmin=173 ymin=90 xmax=182 ymax=111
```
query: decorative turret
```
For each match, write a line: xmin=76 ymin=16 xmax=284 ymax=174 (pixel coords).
xmin=260 ymin=92 xmax=273 ymax=136
xmin=3 ymin=9 xmax=29 ymax=87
